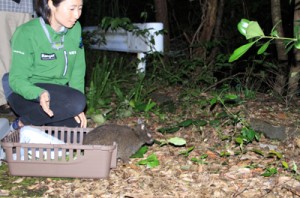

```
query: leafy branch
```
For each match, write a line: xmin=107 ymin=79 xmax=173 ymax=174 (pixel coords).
xmin=229 ymin=19 xmax=299 ymax=62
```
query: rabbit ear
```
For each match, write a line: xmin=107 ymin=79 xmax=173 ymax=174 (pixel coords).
xmin=141 ymin=123 xmax=145 ymax=130
xmin=134 ymin=123 xmax=146 ymax=134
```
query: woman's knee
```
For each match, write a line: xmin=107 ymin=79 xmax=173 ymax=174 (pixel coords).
xmin=61 ymin=87 xmax=86 ymax=114
xmin=71 ymin=91 xmax=86 ymax=113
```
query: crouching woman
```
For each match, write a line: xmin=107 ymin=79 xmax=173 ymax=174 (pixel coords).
xmin=4 ymin=0 xmax=87 ymax=129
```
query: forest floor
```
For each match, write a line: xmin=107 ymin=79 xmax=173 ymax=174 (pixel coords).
xmin=1 ymin=86 xmax=300 ymax=197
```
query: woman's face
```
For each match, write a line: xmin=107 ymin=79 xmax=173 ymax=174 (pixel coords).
xmin=48 ymin=0 xmax=83 ymax=31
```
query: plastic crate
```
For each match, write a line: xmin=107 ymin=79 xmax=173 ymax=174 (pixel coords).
xmin=1 ymin=126 xmax=117 ymax=179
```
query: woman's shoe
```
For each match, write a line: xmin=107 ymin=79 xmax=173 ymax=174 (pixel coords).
xmin=10 ymin=118 xmax=21 ymax=131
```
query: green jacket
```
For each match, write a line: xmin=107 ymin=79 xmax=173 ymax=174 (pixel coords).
xmin=9 ymin=18 xmax=86 ymax=100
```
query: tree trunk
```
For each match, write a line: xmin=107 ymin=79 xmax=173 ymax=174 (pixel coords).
xmin=154 ymin=0 xmax=170 ymax=53
xmin=271 ymin=0 xmax=288 ymax=95
xmin=191 ymin=0 xmax=218 ymax=59
xmin=207 ymin=0 xmax=225 ymax=65
xmin=177 ymin=0 xmax=218 ymax=59
xmin=287 ymin=0 xmax=300 ymax=98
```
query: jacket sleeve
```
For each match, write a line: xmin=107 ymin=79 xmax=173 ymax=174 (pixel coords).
xmin=9 ymin=26 xmax=45 ymax=100
xmin=68 ymin=22 xmax=86 ymax=94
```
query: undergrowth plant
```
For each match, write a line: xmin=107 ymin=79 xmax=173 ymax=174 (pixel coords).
xmin=86 ymin=56 xmax=124 ymax=116
xmin=113 ymin=73 xmax=158 ymax=118
xmin=86 ymin=53 xmax=161 ymax=121
xmin=208 ymin=92 xmax=261 ymax=149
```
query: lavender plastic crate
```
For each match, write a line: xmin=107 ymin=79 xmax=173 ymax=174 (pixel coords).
xmin=1 ymin=126 xmax=117 ymax=179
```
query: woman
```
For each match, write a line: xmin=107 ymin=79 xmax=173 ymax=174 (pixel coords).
xmin=5 ymin=0 xmax=87 ymax=129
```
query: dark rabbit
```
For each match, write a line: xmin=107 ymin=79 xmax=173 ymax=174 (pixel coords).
xmin=83 ymin=123 xmax=154 ymax=162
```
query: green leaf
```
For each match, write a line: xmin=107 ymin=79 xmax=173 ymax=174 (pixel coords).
xmin=146 ymin=154 xmax=160 ymax=168
xmin=134 ymin=100 xmax=156 ymax=112
xmin=257 ymin=41 xmax=270 ymax=55
xmin=271 ymin=30 xmax=279 ymax=37
xmin=168 ymin=137 xmax=186 ymax=146
xmin=200 ymin=153 xmax=208 ymax=159
xmin=241 ymin=127 xmax=257 ymax=142
xmin=137 ymin=159 xmax=147 ymax=165
xmin=246 ymin=128 xmax=256 ymax=141
xmin=209 ymin=98 xmax=218 ymax=105
xmin=111 ymin=18 xmax=121 ymax=29
xmin=134 ymin=102 xmax=147 ymax=111
xmin=295 ymin=39 xmax=300 ymax=49
xmin=219 ymin=151 xmax=230 ymax=157
xmin=191 ymin=157 xmax=199 ymax=163
xmin=137 ymin=154 xmax=160 ymax=168
xmin=190 ymin=155 xmax=208 ymax=164
xmin=235 ymin=137 xmax=243 ymax=144
xmin=216 ymin=111 xmax=228 ymax=119
xmin=129 ymin=100 xmax=135 ymax=108
xmin=261 ymin=171 xmax=273 ymax=177
xmin=157 ymin=139 xmax=168 ymax=146
xmin=144 ymin=100 xmax=156 ymax=112
xmin=237 ymin=18 xmax=250 ymax=36
xmin=261 ymin=167 xmax=277 ymax=177
xmin=157 ymin=126 xmax=180 ymax=134
xmin=252 ymin=149 xmax=264 ymax=156
xmin=281 ymin=161 xmax=289 ymax=169
xmin=193 ymin=120 xmax=208 ymax=126
xmin=147 ymin=160 xmax=159 ymax=168
xmin=229 ymin=41 xmax=256 ymax=62
xmin=270 ymin=20 xmax=281 ymax=37
xmin=113 ymin=86 xmax=124 ymax=100
xmin=246 ymin=21 xmax=265 ymax=39
xmin=292 ymin=161 xmax=298 ymax=173
xmin=179 ymin=146 xmax=195 ymax=156
xmin=209 ymin=119 xmax=220 ymax=127
xmin=131 ymin=146 xmax=148 ymax=158
xmin=178 ymin=119 xmax=194 ymax=127
xmin=224 ymin=94 xmax=238 ymax=100
xmin=285 ymin=40 xmax=295 ymax=52
xmin=268 ymin=150 xmax=282 ymax=159
xmin=254 ymin=132 xmax=261 ymax=141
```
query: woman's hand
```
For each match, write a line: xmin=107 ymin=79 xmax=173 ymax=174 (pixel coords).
xmin=40 ymin=91 xmax=54 ymax=117
xmin=74 ymin=112 xmax=87 ymax=128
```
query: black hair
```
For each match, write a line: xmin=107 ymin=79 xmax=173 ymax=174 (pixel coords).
xmin=35 ymin=0 xmax=64 ymax=24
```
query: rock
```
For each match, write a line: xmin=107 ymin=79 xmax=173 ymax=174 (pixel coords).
xmin=249 ymin=118 xmax=299 ymax=141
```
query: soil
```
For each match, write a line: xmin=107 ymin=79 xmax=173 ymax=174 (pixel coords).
xmin=1 ymin=89 xmax=300 ymax=197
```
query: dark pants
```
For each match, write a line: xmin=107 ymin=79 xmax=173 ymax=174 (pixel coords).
xmin=7 ymin=83 xmax=86 ymax=127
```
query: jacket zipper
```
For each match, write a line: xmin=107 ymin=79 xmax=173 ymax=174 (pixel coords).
xmin=63 ymin=50 xmax=68 ymax=76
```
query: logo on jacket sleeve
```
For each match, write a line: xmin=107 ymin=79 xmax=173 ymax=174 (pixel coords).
xmin=79 ymin=37 xmax=83 ymax=49
xmin=41 ymin=53 xmax=57 ymax=60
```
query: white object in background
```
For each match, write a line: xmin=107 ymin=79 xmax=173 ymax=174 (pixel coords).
xmin=18 ymin=126 xmax=65 ymax=160
xmin=137 ymin=53 xmax=146 ymax=73
xmin=83 ymin=23 xmax=164 ymax=73
xmin=20 ymin=126 xmax=65 ymax=144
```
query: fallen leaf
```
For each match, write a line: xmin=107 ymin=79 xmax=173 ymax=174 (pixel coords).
xmin=251 ymin=168 xmax=264 ymax=174
xmin=27 ymin=183 xmax=40 ymax=190
xmin=277 ymin=112 xmax=287 ymax=120
xmin=12 ymin=178 xmax=24 ymax=184
xmin=206 ymin=150 xmax=217 ymax=159
xmin=0 ymin=189 xmax=9 ymax=196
